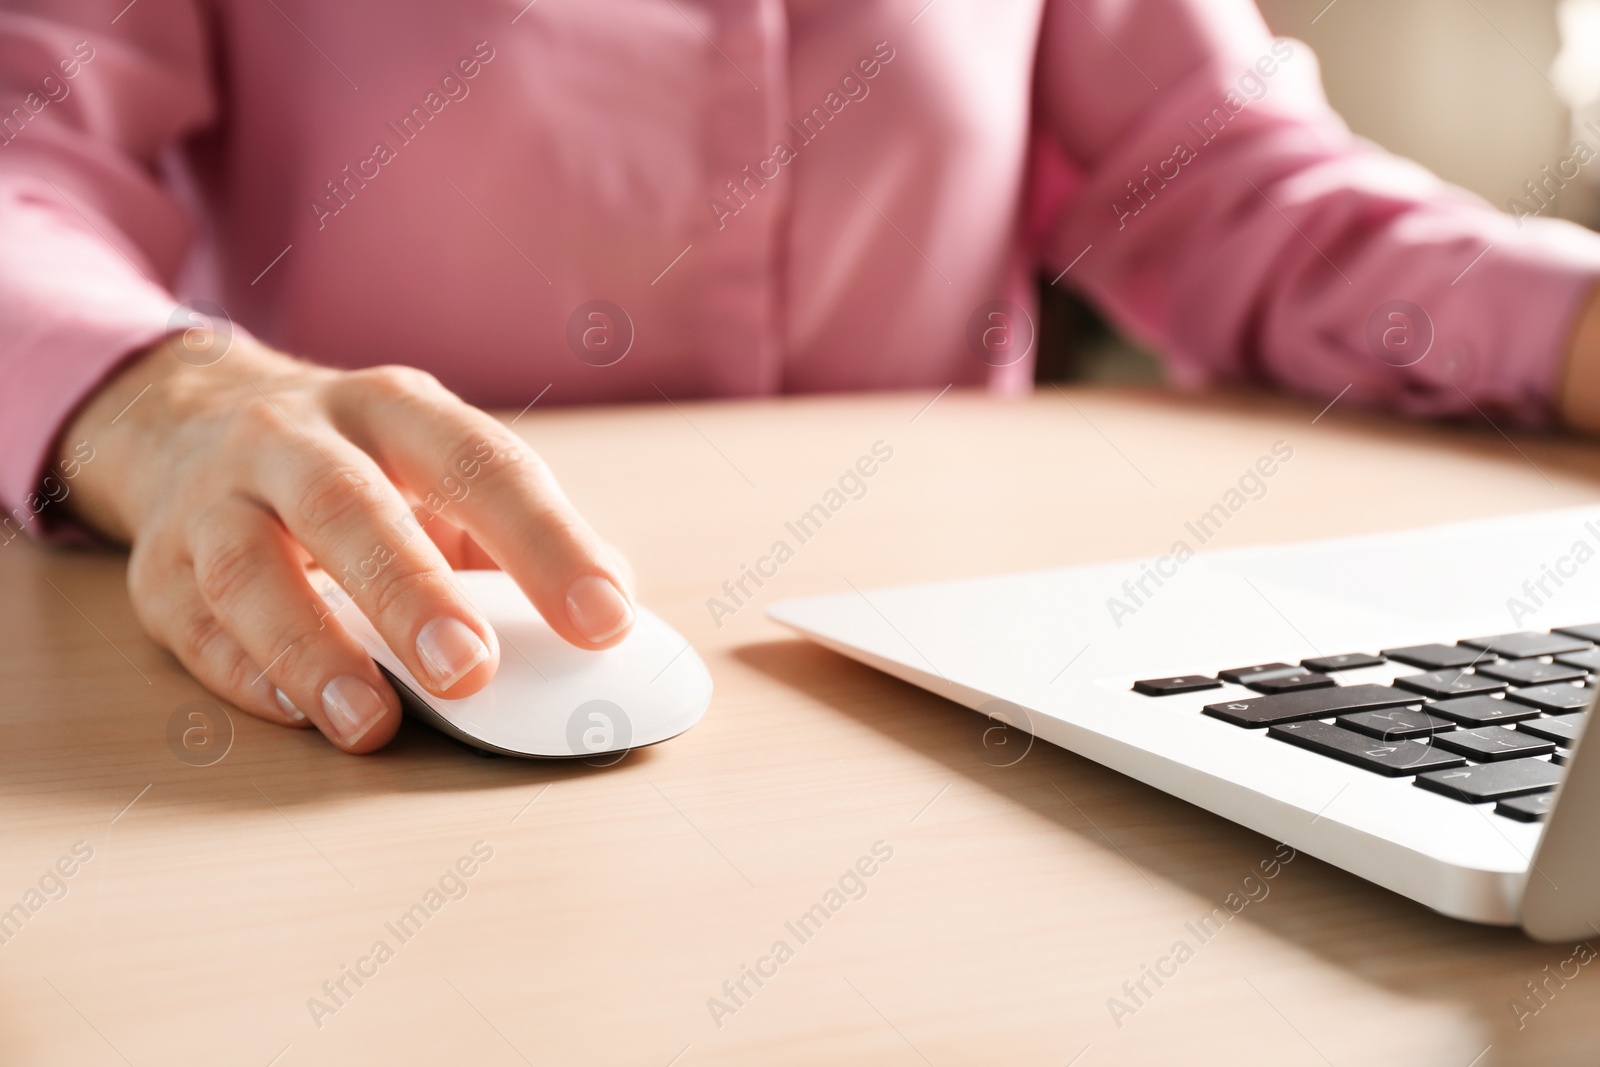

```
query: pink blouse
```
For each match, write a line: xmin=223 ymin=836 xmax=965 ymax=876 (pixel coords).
xmin=4 ymin=0 xmax=1600 ymax=529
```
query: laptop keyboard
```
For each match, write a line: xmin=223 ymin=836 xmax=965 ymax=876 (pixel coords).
xmin=1133 ymin=625 xmax=1598 ymax=823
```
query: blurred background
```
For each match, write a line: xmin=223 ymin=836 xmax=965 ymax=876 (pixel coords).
xmin=1046 ymin=0 xmax=1600 ymax=382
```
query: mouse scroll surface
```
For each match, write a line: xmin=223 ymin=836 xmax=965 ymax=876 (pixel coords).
xmin=311 ymin=570 xmax=712 ymax=758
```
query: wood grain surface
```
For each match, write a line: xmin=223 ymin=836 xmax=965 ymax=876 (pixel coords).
xmin=4 ymin=385 xmax=1599 ymax=1066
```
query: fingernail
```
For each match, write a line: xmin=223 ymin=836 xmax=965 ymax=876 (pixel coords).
xmin=274 ymin=688 xmax=307 ymax=722
xmin=321 ymin=675 xmax=386 ymax=745
xmin=566 ymin=575 xmax=634 ymax=643
xmin=415 ymin=616 xmax=491 ymax=690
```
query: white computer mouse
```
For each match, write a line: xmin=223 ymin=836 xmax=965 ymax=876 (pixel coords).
xmin=311 ymin=569 xmax=712 ymax=758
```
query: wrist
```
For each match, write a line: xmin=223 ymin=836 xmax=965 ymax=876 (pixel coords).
xmin=55 ymin=331 xmax=305 ymax=543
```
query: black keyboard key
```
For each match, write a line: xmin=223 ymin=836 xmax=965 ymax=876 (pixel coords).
xmin=1415 ymin=759 xmax=1563 ymax=802
xmin=1460 ymin=632 xmax=1592 ymax=659
xmin=1394 ymin=670 xmax=1507 ymax=699
xmin=1431 ymin=726 xmax=1556 ymax=762
xmin=1552 ymin=749 xmax=1573 ymax=766
xmin=1302 ymin=653 xmax=1385 ymax=672
xmin=1337 ymin=707 xmax=1455 ymax=740
xmin=1557 ymin=647 xmax=1600 ymax=671
xmin=1497 ymin=792 xmax=1557 ymax=821
xmin=1476 ymin=659 xmax=1586 ymax=686
xmin=1553 ymin=623 xmax=1600 ymax=643
xmin=1517 ymin=714 xmax=1587 ymax=745
xmin=1427 ymin=695 xmax=1541 ymax=726
xmin=1202 ymin=684 xmax=1419 ymax=728
xmin=1217 ymin=662 xmax=1298 ymax=685
xmin=1250 ymin=672 xmax=1336 ymax=694
xmin=1382 ymin=643 xmax=1484 ymax=670
xmin=1269 ymin=721 xmax=1465 ymax=776
xmin=1505 ymin=683 xmax=1594 ymax=714
xmin=1133 ymin=675 xmax=1222 ymax=696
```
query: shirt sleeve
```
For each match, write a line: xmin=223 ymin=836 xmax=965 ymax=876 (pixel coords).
xmin=1033 ymin=0 xmax=1600 ymax=426
xmin=0 ymin=1 xmax=216 ymax=537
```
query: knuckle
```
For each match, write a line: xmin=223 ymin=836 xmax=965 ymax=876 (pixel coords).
xmin=225 ymin=395 xmax=299 ymax=453
xmin=441 ymin=422 xmax=515 ymax=482
xmin=538 ymin=512 xmax=593 ymax=555
xmin=194 ymin=536 xmax=266 ymax=614
xmin=177 ymin=606 xmax=232 ymax=666
xmin=363 ymin=563 xmax=443 ymax=625
xmin=478 ymin=436 xmax=550 ymax=496
xmin=215 ymin=643 xmax=262 ymax=699
xmin=503 ymin=494 xmax=587 ymax=552
xmin=292 ymin=460 xmax=384 ymax=539
xmin=260 ymin=621 xmax=326 ymax=685
xmin=350 ymin=364 xmax=448 ymax=403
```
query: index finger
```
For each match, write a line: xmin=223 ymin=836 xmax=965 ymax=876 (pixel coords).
xmin=327 ymin=368 xmax=636 ymax=650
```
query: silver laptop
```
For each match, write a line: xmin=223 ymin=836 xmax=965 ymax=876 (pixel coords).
xmin=769 ymin=506 xmax=1600 ymax=941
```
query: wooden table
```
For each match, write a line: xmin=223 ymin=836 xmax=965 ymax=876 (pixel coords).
xmin=5 ymin=386 xmax=1600 ymax=1066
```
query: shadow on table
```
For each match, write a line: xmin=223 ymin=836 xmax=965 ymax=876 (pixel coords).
xmin=0 ymin=543 xmax=657 ymax=815
xmin=735 ymin=636 xmax=1599 ymax=1067
xmin=15 ymin=700 xmax=660 ymax=812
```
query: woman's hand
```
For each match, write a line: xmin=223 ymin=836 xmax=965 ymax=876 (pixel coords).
xmin=58 ymin=332 xmax=636 ymax=753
